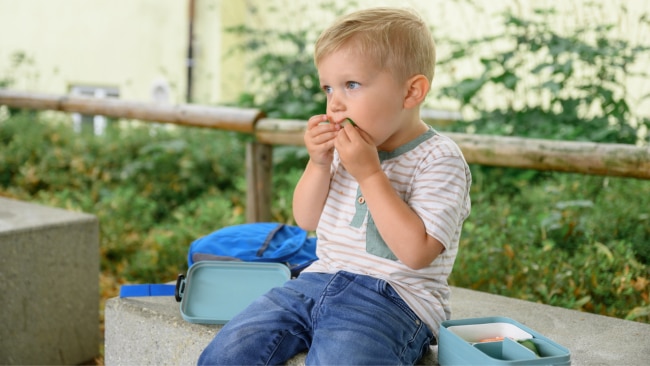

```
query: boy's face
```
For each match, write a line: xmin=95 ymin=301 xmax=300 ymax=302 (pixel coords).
xmin=318 ymin=44 xmax=414 ymax=151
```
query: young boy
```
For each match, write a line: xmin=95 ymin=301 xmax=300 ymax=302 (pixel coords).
xmin=198 ymin=7 xmax=471 ymax=365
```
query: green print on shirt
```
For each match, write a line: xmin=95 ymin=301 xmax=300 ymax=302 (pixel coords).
xmin=366 ymin=214 xmax=398 ymax=261
xmin=349 ymin=186 xmax=398 ymax=261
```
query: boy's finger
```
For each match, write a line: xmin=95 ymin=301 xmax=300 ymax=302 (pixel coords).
xmin=356 ymin=127 xmax=375 ymax=145
xmin=342 ymin=121 xmax=366 ymax=142
xmin=307 ymin=114 xmax=329 ymax=128
xmin=335 ymin=127 xmax=351 ymax=147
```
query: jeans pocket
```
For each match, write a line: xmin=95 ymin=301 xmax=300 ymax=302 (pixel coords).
xmin=381 ymin=283 xmax=435 ymax=361
xmin=381 ymin=283 xmax=420 ymax=323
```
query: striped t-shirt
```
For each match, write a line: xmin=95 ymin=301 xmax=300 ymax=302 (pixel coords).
xmin=303 ymin=126 xmax=472 ymax=337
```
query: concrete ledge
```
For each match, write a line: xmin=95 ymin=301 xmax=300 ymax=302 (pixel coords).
xmin=0 ymin=197 xmax=99 ymax=365
xmin=104 ymin=292 xmax=434 ymax=365
xmin=105 ymin=285 xmax=650 ymax=365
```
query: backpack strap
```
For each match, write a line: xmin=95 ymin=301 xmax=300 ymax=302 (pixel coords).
xmin=119 ymin=284 xmax=175 ymax=297
xmin=257 ymin=223 xmax=285 ymax=256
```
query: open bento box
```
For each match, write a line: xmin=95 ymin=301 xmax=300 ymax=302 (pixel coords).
xmin=174 ymin=261 xmax=291 ymax=324
xmin=438 ymin=317 xmax=571 ymax=365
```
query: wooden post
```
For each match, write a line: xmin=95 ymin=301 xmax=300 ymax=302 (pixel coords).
xmin=246 ymin=141 xmax=273 ymax=222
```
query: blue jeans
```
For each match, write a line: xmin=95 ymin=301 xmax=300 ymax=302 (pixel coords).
xmin=197 ymin=271 xmax=433 ymax=365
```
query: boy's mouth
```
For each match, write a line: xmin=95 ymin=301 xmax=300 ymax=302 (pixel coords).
xmin=325 ymin=117 xmax=357 ymax=127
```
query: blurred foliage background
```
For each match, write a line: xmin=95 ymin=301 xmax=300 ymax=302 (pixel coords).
xmin=0 ymin=5 xmax=648 ymax=364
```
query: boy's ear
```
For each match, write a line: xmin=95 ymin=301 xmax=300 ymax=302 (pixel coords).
xmin=403 ymin=74 xmax=430 ymax=109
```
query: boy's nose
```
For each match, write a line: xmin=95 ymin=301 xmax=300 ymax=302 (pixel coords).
xmin=328 ymin=93 xmax=345 ymax=113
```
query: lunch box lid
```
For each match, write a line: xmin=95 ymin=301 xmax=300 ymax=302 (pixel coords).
xmin=175 ymin=261 xmax=291 ymax=324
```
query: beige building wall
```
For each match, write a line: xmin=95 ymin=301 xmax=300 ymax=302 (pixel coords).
xmin=191 ymin=0 xmax=247 ymax=105
xmin=0 ymin=0 xmax=245 ymax=105
xmin=0 ymin=0 xmax=186 ymax=102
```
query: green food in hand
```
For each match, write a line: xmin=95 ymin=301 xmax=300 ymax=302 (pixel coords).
xmin=346 ymin=118 xmax=357 ymax=127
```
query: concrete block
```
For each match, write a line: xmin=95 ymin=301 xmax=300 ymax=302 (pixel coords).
xmin=104 ymin=295 xmax=435 ymax=365
xmin=0 ymin=197 xmax=99 ymax=365
xmin=105 ymin=285 xmax=650 ymax=365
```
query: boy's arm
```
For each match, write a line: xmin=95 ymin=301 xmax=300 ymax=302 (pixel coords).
xmin=358 ymin=172 xmax=444 ymax=269
xmin=293 ymin=114 xmax=339 ymax=231
xmin=292 ymin=159 xmax=331 ymax=231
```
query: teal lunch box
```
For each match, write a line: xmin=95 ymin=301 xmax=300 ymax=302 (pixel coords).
xmin=174 ymin=261 xmax=291 ymax=324
xmin=438 ymin=316 xmax=571 ymax=365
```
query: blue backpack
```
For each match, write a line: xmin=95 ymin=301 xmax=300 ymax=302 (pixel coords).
xmin=119 ymin=223 xmax=318 ymax=298
xmin=188 ymin=222 xmax=318 ymax=277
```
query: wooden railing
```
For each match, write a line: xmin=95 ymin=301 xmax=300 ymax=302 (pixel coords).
xmin=2 ymin=89 xmax=649 ymax=222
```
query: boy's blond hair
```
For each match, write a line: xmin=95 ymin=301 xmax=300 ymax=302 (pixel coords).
xmin=314 ymin=7 xmax=436 ymax=84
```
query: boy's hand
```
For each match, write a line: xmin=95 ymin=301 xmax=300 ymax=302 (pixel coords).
xmin=335 ymin=122 xmax=381 ymax=183
xmin=304 ymin=114 xmax=340 ymax=167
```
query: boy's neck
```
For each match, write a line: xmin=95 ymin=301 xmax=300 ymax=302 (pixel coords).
xmin=377 ymin=114 xmax=429 ymax=152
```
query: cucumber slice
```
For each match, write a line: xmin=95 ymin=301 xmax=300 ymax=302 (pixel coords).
xmin=346 ymin=118 xmax=357 ymax=127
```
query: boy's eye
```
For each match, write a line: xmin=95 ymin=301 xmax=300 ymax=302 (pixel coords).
xmin=346 ymin=81 xmax=361 ymax=90
xmin=322 ymin=85 xmax=333 ymax=94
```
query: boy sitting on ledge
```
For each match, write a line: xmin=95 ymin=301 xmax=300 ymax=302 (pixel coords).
xmin=198 ymin=7 xmax=471 ymax=365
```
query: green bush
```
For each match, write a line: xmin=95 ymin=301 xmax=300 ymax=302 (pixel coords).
xmin=436 ymin=4 xmax=650 ymax=145
xmin=0 ymin=113 xmax=248 ymax=282
xmin=451 ymin=171 xmax=650 ymax=322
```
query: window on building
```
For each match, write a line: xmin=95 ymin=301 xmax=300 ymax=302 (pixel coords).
xmin=70 ymin=85 xmax=119 ymax=135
